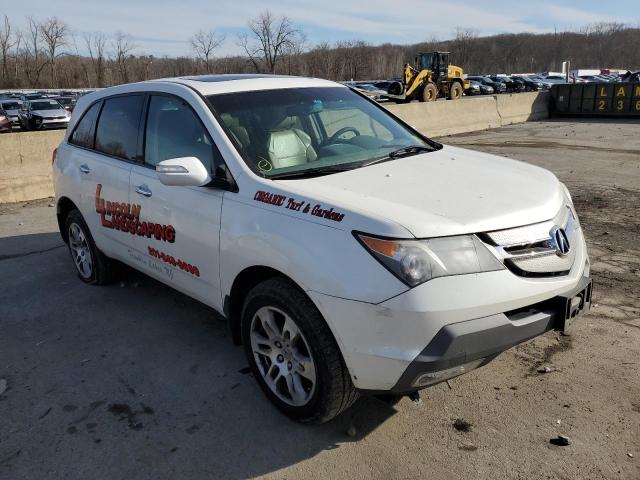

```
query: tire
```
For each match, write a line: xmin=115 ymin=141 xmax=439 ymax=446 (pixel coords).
xmin=449 ymin=81 xmax=463 ymax=100
xmin=64 ymin=209 xmax=113 ymax=285
xmin=421 ymin=82 xmax=437 ymax=102
xmin=241 ymin=277 xmax=359 ymax=424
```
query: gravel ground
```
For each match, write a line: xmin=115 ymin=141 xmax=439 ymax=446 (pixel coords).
xmin=0 ymin=119 xmax=638 ymax=479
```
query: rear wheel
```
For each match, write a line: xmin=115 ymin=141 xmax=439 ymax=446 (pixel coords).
xmin=449 ymin=81 xmax=463 ymax=100
xmin=64 ymin=209 xmax=113 ymax=285
xmin=241 ymin=277 xmax=358 ymax=424
xmin=421 ymin=83 xmax=437 ymax=102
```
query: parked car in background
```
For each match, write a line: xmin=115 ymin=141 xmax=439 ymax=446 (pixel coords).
xmin=19 ymin=99 xmax=71 ymax=130
xmin=19 ymin=93 xmax=44 ymax=103
xmin=0 ymin=108 xmax=12 ymax=133
xmin=490 ymin=76 xmax=524 ymax=93
xmin=373 ymin=81 xmax=393 ymax=92
xmin=352 ymin=83 xmax=388 ymax=101
xmin=53 ymin=96 xmax=78 ymax=113
xmin=478 ymin=82 xmax=495 ymax=94
xmin=0 ymin=100 xmax=23 ymax=128
xmin=528 ymin=75 xmax=555 ymax=89
xmin=511 ymin=76 xmax=543 ymax=91
xmin=465 ymin=80 xmax=482 ymax=95
xmin=620 ymin=71 xmax=640 ymax=83
xmin=467 ymin=76 xmax=506 ymax=93
xmin=542 ymin=75 xmax=570 ymax=84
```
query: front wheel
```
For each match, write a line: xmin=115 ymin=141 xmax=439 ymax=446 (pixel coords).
xmin=241 ymin=277 xmax=358 ymax=424
xmin=421 ymin=82 xmax=437 ymax=102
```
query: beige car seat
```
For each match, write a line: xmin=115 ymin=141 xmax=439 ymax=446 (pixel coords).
xmin=220 ymin=113 xmax=250 ymax=151
xmin=266 ymin=116 xmax=317 ymax=169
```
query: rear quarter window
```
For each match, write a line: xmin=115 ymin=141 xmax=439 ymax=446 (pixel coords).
xmin=69 ymin=101 xmax=102 ymax=149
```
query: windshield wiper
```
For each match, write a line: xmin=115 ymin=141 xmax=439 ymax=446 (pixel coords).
xmin=269 ymin=165 xmax=354 ymax=180
xmin=386 ymin=145 xmax=433 ymax=158
xmin=353 ymin=144 xmax=434 ymax=169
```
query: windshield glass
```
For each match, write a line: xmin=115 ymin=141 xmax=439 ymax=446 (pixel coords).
xmin=207 ymin=87 xmax=435 ymax=178
xmin=30 ymin=100 xmax=62 ymax=110
xmin=1 ymin=102 xmax=20 ymax=110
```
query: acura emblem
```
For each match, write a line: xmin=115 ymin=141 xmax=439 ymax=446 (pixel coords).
xmin=549 ymin=226 xmax=571 ymax=256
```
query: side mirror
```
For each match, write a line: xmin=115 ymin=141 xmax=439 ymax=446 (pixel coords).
xmin=156 ymin=157 xmax=211 ymax=187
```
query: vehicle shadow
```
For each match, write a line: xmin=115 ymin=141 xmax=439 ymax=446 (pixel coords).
xmin=0 ymin=232 xmax=398 ymax=479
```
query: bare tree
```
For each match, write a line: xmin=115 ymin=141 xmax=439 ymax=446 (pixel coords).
xmin=190 ymin=29 xmax=225 ymax=73
xmin=0 ymin=14 xmax=17 ymax=85
xmin=85 ymin=32 xmax=107 ymax=86
xmin=22 ymin=16 xmax=48 ymax=87
xmin=113 ymin=31 xmax=135 ymax=83
xmin=284 ymin=31 xmax=308 ymax=75
xmin=452 ymin=27 xmax=478 ymax=69
xmin=12 ymin=29 xmax=22 ymax=84
xmin=40 ymin=17 xmax=67 ymax=87
xmin=238 ymin=11 xmax=301 ymax=73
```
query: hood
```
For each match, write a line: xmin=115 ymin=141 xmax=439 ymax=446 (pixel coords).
xmin=277 ymin=145 xmax=565 ymax=238
xmin=31 ymin=108 xmax=68 ymax=117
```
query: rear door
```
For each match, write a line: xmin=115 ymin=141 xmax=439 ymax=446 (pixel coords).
xmin=68 ymin=94 xmax=145 ymax=260
xmin=128 ymin=93 xmax=225 ymax=309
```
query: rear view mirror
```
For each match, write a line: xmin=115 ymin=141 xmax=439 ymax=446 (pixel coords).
xmin=156 ymin=157 xmax=211 ymax=187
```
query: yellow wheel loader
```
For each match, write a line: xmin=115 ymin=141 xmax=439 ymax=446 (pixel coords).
xmin=386 ymin=51 xmax=470 ymax=103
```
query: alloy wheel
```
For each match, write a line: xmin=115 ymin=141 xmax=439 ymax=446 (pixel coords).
xmin=250 ymin=306 xmax=317 ymax=407
xmin=68 ymin=222 xmax=93 ymax=279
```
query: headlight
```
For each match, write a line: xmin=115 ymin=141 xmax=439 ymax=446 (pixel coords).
xmin=356 ymin=233 xmax=505 ymax=287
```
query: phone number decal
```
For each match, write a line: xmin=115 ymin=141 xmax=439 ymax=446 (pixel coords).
xmin=147 ymin=246 xmax=200 ymax=277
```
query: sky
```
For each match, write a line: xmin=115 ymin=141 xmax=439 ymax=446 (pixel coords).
xmin=3 ymin=0 xmax=638 ymax=57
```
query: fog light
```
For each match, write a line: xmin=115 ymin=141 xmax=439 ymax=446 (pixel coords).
xmin=412 ymin=358 xmax=485 ymax=387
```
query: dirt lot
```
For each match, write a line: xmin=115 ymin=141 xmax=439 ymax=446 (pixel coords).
xmin=0 ymin=119 xmax=638 ymax=479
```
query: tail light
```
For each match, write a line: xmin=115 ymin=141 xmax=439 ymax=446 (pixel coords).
xmin=52 ymin=147 xmax=58 ymax=165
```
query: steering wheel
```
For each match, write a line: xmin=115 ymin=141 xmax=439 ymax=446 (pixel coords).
xmin=325 ymin=126 xmax=361 ymax=146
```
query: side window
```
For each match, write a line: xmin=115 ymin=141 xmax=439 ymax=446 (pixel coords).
xmin=144 ymin=95 xmax=216 ymax=172
xmin=69 ymin=101 xmax=102 ymax=149
xmin=95 ymin=95 xmax=143 ymax=161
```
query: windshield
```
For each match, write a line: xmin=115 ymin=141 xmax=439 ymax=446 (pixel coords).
xmin=30 ymin=100 xmax=62 ymax=110
xmin=1 ymin=102 xmax=20 ymax=110
xmin=207 ymin=87 xmax=435 ymax=178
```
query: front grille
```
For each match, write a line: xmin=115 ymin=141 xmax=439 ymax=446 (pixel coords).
xmin=484 ymin=206 xmax=580 ymax=277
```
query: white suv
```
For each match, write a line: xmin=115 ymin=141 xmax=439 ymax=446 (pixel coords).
xmin=53 ymin=74 xmax=592 ymax=424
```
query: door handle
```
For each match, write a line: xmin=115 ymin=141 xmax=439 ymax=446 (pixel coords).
xmin=79 ymin=164 xmax=90 ymax=174
xmin=135 ymin=184 xmax=152 ymax=197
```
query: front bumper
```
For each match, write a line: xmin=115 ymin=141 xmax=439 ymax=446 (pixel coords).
xmin=29 ymin=117 xmax=70 ymax=129
xmin=309 ymin=231 xmax=590 ymax=392
xmin=386 ymin=274 xmax=591 ymax=393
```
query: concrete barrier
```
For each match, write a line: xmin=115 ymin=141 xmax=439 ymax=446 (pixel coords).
xmin=385 ymin=96 xmax=502 ymax=137
xmin=0 ymin=130 xmax=65 ymax=203
xmin=0 ymin=92 xmax=549 ymax=204
xmin=385 ymin=92 xmax=549 ymax=137
xmin=495 ymin=92 xmax=549 ymax=125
